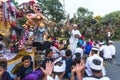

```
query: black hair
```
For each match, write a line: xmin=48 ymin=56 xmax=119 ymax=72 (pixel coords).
xmin=22 ymin=55 xmax=32 ymax=62
xmin=54 ymin=61 xmax=63 ymax=66
xmin=91 ymin=69 xmax=101 ymax=73
xmin=51 ymin=41 xmax=55 ymax=46
xmin=0 ymin=35 xmax=3 ymax=41
xmin=92 ymin=50 xmax=98 ymax=54
xmin=90 ymin=38 xmax=93 ymax=41
xmin=59 ymin=40 xmax=63 ymax=44
xmin=61 ymin=44 xmax=68 ymax=50
xmin=86 ymin=42 xmax=89 ymax=45
xmin=45 ymin=49 xmax=52 ymax=57
xmin=77 ymin=43 xmax=82 ymax=48
xmin=74 ymin=53 xmax=81 ymax=64
xmin=0 ymin=44 xmax=3 ymax=49
xmin=0 ymin=60 xmax=7 ymax=69
xmin=95 ymin=41 xmax=98 ymax=44
xmin=65 ymin=50 xmax=72 ymax=57
xmin=66 ymin=39 xmax=70 ymax=45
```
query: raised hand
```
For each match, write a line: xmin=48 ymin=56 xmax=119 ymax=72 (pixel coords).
xmin=41 ymin=61 xmax=54 ymax=76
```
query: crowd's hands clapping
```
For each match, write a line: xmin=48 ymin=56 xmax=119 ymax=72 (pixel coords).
xmin=71 ymin=60 xmax=85 ymax=80
xmin=72 ymin=60 xmax=85 ymax=73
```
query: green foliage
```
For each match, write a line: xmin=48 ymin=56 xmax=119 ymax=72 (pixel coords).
xmin=75 ymin=7 xmax=93 ymax=26
xmin=11 ymin=0 xmax=18 ymax=7
xmin=101 ymin=11 xmax=120 ymax=25
xmin=37 ymin=0 xmax=65 ymax=23
xmin=17 ymin=17 xmax=27 ymax=25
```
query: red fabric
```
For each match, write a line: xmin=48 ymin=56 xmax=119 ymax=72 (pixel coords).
xmin=89 ymin=41 xmax=93 ymax=45
xmin=29 ymin=1 xmax=35 ymax=5
xmin=11 ymin=35 xmax=17 ymax=41
xmin=10 ymin=21 xmax=16 ymax=27
xmin=81 ymin=35 xmax=85 ymax=39
xmin=16 ymin=11 xmax=24 ymax=18
xmin=10 ymin=47 xmax=15 ymax=51
xmin=54 ymin=42 xmax=58 ymax=48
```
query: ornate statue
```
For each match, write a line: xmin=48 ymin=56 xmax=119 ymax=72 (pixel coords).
xmin=18 ymin=0 xmax=51 ymax=50
xmin=0 ymin=0 xmax=18 ymax=37
xmin=0 ymin=0 xmax=10 ymax=37
xmin=19 ymin=1 xmax=48 ymax=42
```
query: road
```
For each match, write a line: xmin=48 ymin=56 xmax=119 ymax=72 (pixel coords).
xmin=106 ymin=41 xmax=120 ymax=80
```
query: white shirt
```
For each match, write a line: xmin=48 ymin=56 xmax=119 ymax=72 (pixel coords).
xmin=108 ymin=32 xmax=111 ymax=37
xmin=108 ymin=45 xmax=116 ymax=55
xmin=50 ymin=46 xmax=59 ymax=53
xmin=83 ymin=77 xmax=110 ymax=80
xmin=0 ymin=41 xmax=6 ymax=48
xmin=75 ymin=47 xmax=83 ymax=57
xmin=71 ymin=29 xmax=81 ymax=38
xmin=100 ymin=45 xmax=112 ymax=59
xmin=60 ymin=50 xmax=66 ymax=57
xmin=69 ymin=29 xmax=81 ymax=43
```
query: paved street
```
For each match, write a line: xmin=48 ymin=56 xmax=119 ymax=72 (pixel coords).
xmin=106 ymin=41 xmax=120 ymax=80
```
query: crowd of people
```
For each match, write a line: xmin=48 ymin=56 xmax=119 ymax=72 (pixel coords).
xmin=0 ymin=24 xmax=116 ymax=80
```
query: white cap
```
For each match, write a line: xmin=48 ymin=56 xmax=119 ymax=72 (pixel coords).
xmin=52 ymin=53 xmax=60 ymax=59
xmin=92 ymin=47 xmax=99 ymax=51
xmin=109 ymin=40 xmax=113 ymax=43
xmin=73 ymin=24 xmax=77 ymax=27
xmin=99 ymin=42 xmax=104 ymax=45
xmin=90 ymin=58 xmax=103 ymax=70
xmin=53 ymin=60 xmax=66 ymax=72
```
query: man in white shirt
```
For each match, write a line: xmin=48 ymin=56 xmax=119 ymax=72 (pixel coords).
xmin=69 ymin=24 xmax=81 ymax=54
xmin=70 ymin=57 xmax=110 ymax=80
xmin=100 ymin=42 xmax=112 ymax=60
xmin=107 ymin=31 xmax=111 ymax=39
xmin=108 ymin=40 xmax=116 ymax=58
xmin=85 ymin=47 xmax=106 ymax=77
xmin=83 ymin=58 xmax=110 ymax=80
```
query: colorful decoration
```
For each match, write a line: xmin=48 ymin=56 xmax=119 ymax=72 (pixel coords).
xmin=17 ymin=1 xmax=52 ymax=50
xmin=0 ymin=0 xmax=17 ymax=37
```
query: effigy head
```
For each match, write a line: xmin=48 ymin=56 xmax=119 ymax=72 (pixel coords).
xmin=33 ymin=3 xmax=42 ymax=13
xmin=22 ymin=23 xmax=31 ymax=30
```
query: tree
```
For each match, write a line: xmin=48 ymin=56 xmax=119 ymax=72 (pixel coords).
xmin=101 ymin=11 xmax=120 ymax=25
xmin=37 ymin=0 xmax=65 ymax=23
xmin=75 ymin=7 xmax=93 ymax=26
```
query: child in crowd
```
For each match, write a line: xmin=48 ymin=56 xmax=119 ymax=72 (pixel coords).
xmin=0 ymin=59 xmax=14 ymax=80
xmin=84 ymin=42 xmax=92 ymax=57
xmin=41 ymin=49 xmax=53 ymax=69
xmin=78 ymin=37 xmax=84 ymax=49
xmin=89 ymin=38 xmax=93 ymax=46
xmin=17 ymin=55 xmax=33 ymax=80
xmin=64 ymin=50 xmax=73 ymax=78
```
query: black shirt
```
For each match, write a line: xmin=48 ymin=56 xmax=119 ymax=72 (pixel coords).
xmin=41 ymin=58 xmax=53 ymax=69
xmin=17 ymin=62 xmax=33 ymax=79
xmin=0 ymin=71 xmax=14 ymax=80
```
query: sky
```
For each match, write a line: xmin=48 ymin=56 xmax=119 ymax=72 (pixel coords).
xmin=17 ymin=0 xmax=120 ymax=18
